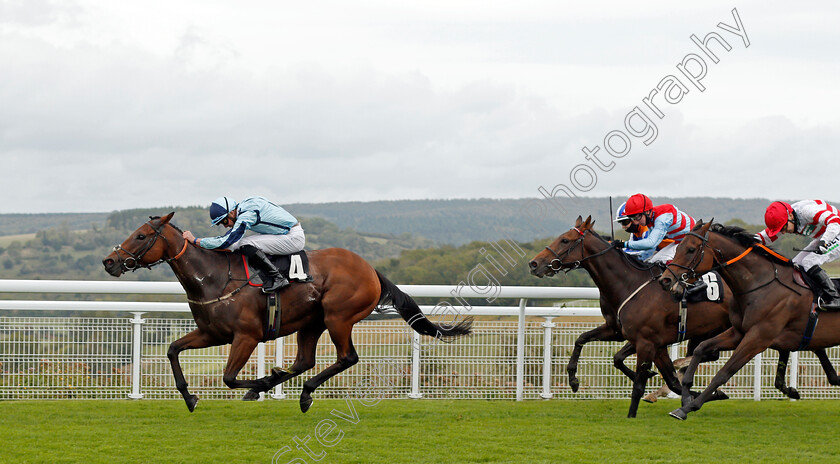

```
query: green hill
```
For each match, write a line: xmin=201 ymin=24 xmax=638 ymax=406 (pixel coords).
xmin=2 ymin=197 xmax=800 ymax=246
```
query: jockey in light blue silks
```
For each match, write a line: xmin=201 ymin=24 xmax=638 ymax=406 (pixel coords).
xmin=613 ymin=197 xmax=680 ymax=263
xmin=182 ymin=196 xmax=305 ymax=293
xmin=615 ymin=201 xmax=656 ymax=262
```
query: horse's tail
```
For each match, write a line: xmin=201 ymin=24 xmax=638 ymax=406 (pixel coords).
xmin=375 ymin=270 xmax=473 ymax=340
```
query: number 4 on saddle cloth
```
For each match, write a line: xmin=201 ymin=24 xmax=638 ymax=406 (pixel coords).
xmin=242 ymin=251 xmax=313 ymax=341
xmin=242 ymin=251 xmax=313 ymax=288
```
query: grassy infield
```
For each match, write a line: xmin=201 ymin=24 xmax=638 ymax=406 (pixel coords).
xmin=1 ymin=398 xmax=837 ymax=464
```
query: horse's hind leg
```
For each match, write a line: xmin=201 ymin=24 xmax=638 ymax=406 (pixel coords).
xmin=814 ymin=348 xmax=840 ymax=386
xmin=299 ymin=326 xmax=359 ymax=413
xmin=243 ymin=321 xmax=326 ymax=400
xmin=167 ymin=329 xmax=219 ymax=412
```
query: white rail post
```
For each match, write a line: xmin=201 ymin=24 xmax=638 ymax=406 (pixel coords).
xmin=271 ymin=336 xmax=286 ymax=400
xmin=753 ymin=351 xmax=763 ymax=401
xmin=257 ymin=342 xmax=266 ymax=401
xmin=409 ymin=331 xmax=422 ymax=399
xmin=540 ymin=317 xmax=555 ymax=399
xmin=790 ymin=351 xmax=799 ymax=401
xmin=516 ymin=298 xmax=527 ymax=401
xmin=669 ymin=343 xmax=679 ymax=361
xmin=129 ymin=312 xmax=146 ymax=399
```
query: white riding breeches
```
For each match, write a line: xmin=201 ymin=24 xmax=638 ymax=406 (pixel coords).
xmin=793 ymin=236 xmax=840 ymax=271
xmin=232 ymin=224 xmax=306 ymax=255
xmin=647 ymin=242 xmax=678 ymax=264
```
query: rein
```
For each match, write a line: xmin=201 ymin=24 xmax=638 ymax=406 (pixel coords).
xmin=111 ymin=220 xmax=188 ymax=272
xmin=112 ymin=219 xmax=258 ymax=306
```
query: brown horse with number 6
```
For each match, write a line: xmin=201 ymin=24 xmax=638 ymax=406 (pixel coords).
xmin=659 ymin=221 xmax=840 ymax=420
xmin=102 ymin=213 xmax=471 ymax=413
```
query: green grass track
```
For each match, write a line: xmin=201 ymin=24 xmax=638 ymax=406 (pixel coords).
xmin=1 ymin=399 xmax=836 ymax=463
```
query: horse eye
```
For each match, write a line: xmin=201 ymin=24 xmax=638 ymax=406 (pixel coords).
xmin=561 ymin=238 xmax=569 ymax=244
xmin=687 ymin=247 xmax=696 ymax=253
xmin=137 ymin=234 xmax=146 ymax=240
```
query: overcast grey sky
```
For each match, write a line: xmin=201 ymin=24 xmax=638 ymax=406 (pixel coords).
xmin=1 ymin=0 xmax=838 ymax=213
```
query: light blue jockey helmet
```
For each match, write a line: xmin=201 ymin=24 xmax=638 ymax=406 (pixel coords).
xmin=614 ymin=201 xmax=630 ymax=223
xmin=209 ymin=196 xmax=238 ymax=225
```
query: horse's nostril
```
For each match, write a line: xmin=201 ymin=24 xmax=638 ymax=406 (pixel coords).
xmin=529 ymin=261 xmax=537 ymax=269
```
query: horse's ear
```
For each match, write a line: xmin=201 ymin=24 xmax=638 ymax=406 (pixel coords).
xmin=575 ymin=216 xmax=583 ymax=227
xmin=583 ymin=215 xmax=593 ymax=229
xmin=701 ymin=220 xmax=713 ymax=232
xmin=160 ymin=212 xmax=175 ymax=225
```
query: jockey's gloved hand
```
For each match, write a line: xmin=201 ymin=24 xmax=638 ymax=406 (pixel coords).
xmin=818 ymin=240 xmax=831 ymax=255
xmin=611 ymin=240 xmax=625 ymax=249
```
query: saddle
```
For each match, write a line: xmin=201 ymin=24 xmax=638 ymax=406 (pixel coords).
xmin=243 ymin=250 xmax=313 ymax=289
xmin=792 ymin=265 xmax=840 ymax=310
xmin=243 ymin=251 xmax=313 ymax=342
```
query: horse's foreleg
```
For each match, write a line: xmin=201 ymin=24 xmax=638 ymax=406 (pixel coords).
xmin=671 ymin=328 xmax=767 ymax=420
xmin=167 ymin=329 xmax=218 ymax=412
xmin=627 ymin=340 xmax=655 ymax=418
xmin=299 ymin=329 xmax=359 ymax=413
xmin=678 ymin=327 xmax=742 ymax=409
xmin=773 ymin=350 xmax=800 ymax=399
xmin=221 ymin=335 xmax=265 ymax=393
xmin=613 ymin=342 xmax=641 ymax=383
xmin=652 ymin=348 xmax=680 ymax=395
xmin=567 ymin=324 xmax=625 ymax=392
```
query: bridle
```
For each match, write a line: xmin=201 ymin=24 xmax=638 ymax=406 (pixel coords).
xmin=664 ymin=227 xmax=801 ymax=296
xmin=663 ymin=230 xmax=715 ymax=286
xmin=111 ymin=220 xmax=188 ymax=272
xmin=543 ymin=227 xmax=613 ymax=273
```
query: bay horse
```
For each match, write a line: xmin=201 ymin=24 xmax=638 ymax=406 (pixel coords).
xmin=659 ymin=221 xmax=840 ymax=420
xmin=102 ymin=213 xmax=472 ymax=413
xmin=528 ymin=216 xmax=731 ymax=417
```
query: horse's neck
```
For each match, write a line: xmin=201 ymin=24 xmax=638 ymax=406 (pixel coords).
xmin=713 ymin=236 xmax=767 ymax=297
xmin=168 ymin=242 xmax=236 ymax=303
xmin=581 ymin=240 xmax=652 ymax=309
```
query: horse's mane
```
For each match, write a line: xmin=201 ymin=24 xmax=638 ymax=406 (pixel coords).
xmin=149 ymin=216 xmax=184 ymax=233
xmin=709 ymin=222 xmax=792 ymax=266
xmin=709 ymin=223 xmax=757 ymax=247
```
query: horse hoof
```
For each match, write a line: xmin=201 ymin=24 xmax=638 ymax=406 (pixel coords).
xmin=243 ymin=390 xmax=261 ymax=401
xmin=569 ymin=378 xmax=580 ymax=393
xmin=715 ymin=390 xmax=730 ymax=401
xmin=669 ymin=408 xmax=687 ymax=421
xmin=300 ymin=395 xmax=313 ymax=413
xmin=642 ymin=395 xmax=657 ymax=404
xmin=185 ymin=395 xmax=199 ymax=413
xmin=789 ymin=389 xmax=800 ymax=400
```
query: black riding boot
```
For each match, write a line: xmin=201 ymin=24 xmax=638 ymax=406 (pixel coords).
xmin=241 ymin=245 xmax=289 ymax=293
xmin=806 ymin=266 xmax=840 ymax=309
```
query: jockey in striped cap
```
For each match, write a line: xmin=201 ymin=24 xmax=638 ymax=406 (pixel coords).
xmin=758 ymin=200 xmax=840 ymax=309
xmin=611 ymin=194 xmax=695 ymax=264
